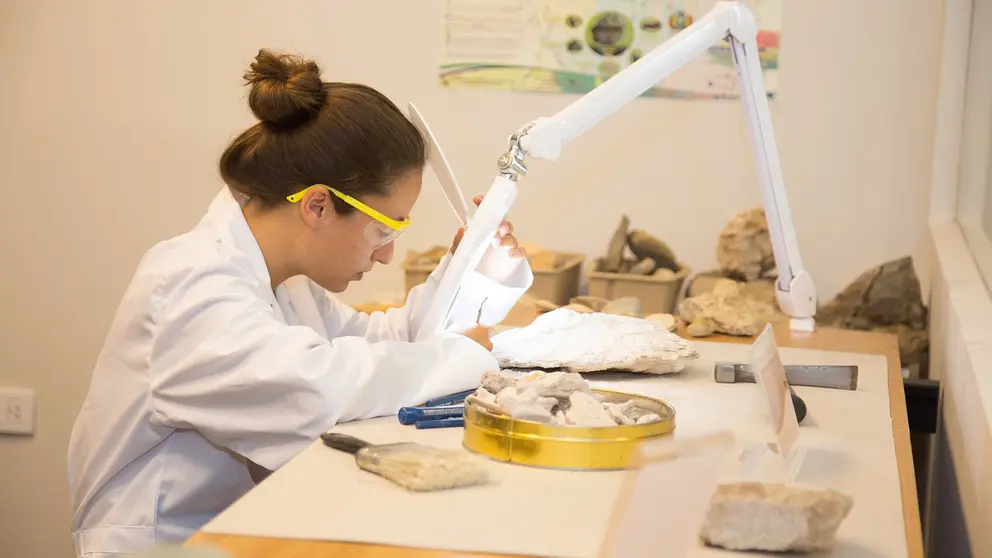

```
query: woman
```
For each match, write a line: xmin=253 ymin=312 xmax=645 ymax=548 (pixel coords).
xmin=67 ymin=49 xmax=532 ymax=557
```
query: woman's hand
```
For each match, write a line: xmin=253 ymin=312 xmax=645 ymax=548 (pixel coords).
xmin=450 ymin=195 xmax=527 ymax=258
xmin=459 ymin=325 xmax=493 ymax=351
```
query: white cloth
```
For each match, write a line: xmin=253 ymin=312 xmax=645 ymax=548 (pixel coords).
xmin=66 ymin=187 xmax=533 ymax=557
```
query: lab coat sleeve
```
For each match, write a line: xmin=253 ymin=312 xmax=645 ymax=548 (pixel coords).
xmin=146 ymin=264 xmax=499 ymax=471
xmin=328 ymin=246 xmax=534 ymax=341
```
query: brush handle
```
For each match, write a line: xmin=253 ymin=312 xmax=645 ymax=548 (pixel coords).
xmin=398 ymin=405 xmax=465 ymax=425
xmin=423 ymin=389 xmax=475 ymax=407
xmin=415 ymin=417 xmax=465 ymax=429
xmin=320 ymin=433 xmax=372 ymax=455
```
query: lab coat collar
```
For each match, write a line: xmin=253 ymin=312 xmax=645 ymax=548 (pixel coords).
xmin=201 ymin=187 xmax=275 ymax=301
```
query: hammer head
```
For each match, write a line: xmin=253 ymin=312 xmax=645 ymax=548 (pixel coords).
xmin=713 ymin=363 xmax=740 ymax=383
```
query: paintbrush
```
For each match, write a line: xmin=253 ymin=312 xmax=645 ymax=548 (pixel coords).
xmin=320 ymin=432 xmax=490 ymax=492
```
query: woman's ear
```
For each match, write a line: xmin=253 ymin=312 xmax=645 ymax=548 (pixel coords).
xmin=299 ymin=188 xmax=331 ymax=227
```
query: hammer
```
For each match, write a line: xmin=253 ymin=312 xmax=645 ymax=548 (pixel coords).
xmin=712 ymin=363 xmax=858 ymax=424
xmin=714 ymin=363 xmax=858 ymax=390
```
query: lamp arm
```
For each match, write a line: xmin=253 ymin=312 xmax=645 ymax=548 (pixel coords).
xmin=498 ymin=0 xmax=817 ymax=332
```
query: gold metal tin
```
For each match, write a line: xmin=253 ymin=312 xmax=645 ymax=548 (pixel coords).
xmin=463 ymin=389 xmax=676 ymax=470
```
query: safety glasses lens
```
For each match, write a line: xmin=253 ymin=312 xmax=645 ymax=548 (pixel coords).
xmin=365 ymin=222 xmax=402 ymax=249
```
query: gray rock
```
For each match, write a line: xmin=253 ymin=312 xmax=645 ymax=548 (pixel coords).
xmin=816 ymin=256 xmax=929 ymax=365
xmin=604 ymin=215 xmax=630 ymax=272
xmin=627 ymin=229 xmax=679 ymax=271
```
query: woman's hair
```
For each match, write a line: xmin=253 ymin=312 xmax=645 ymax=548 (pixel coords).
xmin=219 ymin=49 xmax=427 ymax=212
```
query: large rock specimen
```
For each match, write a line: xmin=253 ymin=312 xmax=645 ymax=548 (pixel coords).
xmin=678 ymin=279 xmax=781 ymax=337
xmin=817 ymin=256 xmax=929 ymax=365
xmin=701 ymin=482 xmax=854 ymax=552
xmin=687 ymin=269 xmax=778 ymax=307
xmin=492 ymin=308 xmax=698 ymax=374
xmin=717 ymin=208 xmax=775 ymax=281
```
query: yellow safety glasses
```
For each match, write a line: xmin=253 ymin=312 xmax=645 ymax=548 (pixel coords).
xmin=287 ymin=184 xmax=411 ymax=249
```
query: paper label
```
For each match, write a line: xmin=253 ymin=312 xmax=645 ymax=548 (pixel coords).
xmin=599 ymin=431 xmax=736 ymax=558
xmin=749 ymin=323 xmax=804 ymax=478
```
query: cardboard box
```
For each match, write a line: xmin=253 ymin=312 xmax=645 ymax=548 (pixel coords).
xmin=587 ymin=263 xmax=691 ymax=315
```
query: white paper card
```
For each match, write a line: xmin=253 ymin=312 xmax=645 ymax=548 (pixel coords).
xmin=598 ymin=431 xmax=736 ymax=558
xmin=414 ymin=176 xmax=518 ymax=340
xmin=749 ymin=324 xmax=805 ymax=479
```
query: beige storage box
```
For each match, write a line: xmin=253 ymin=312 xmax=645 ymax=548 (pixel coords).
xmin=529 ymin=253 xmax=584 ymax=305
xmin=401 ymin=258 xmax=436 ymax=294
xmin=587 ymin=263 xmax=691 ymax=315
xmin=401 ymin=249 xmax=584 ymax=306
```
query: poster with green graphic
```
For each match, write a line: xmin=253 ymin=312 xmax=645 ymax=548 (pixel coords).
xmin=439 ymin=0 xmax=781 ymax=99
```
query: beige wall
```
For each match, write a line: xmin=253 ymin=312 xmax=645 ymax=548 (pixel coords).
xmin=0 ymin=1 xmax=943 ymax=556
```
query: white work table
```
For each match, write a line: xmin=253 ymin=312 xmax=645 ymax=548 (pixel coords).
xmin=186 ymin=321 xmax=923 ymax=558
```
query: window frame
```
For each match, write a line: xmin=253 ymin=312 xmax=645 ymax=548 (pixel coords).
xmin=955 ymin=0 xmax=992 ymax=293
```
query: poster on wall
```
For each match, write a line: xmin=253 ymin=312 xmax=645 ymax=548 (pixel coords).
xmin=438 ymin=0 xmax=781 ymax=100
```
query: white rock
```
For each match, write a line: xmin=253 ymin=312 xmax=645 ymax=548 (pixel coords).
xmin=564 ymin=392 xmax=617 ymax=427
xmin=605 ymin=401 xmax=636 ymax=425
xmin=634 ymin=412 xmax=662 ymax=424
xmin=481 ymin=369 xmax=518 ymax=394
xmin=644 ymin=313 xmax=677 ymax=331
xmin=495 ymin=386 xmax=558 ymax=423
xmin=563 ymin=303 xmax=595 ymax=313
xmin=701 ymin=482 xmax=854 ymax=552
xmin=492 ymin=308 xmax=698 ymax=374
xmin=471 ymin=387 xmax=498 ymax=407
xmin=517 ymin=370 xmax=591 ymax=399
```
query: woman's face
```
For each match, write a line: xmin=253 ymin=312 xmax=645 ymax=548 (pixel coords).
xmin=300 ymin=169 xmax=423 ymax=293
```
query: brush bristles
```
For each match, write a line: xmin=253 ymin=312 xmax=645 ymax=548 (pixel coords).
xmin=365 ymin=449 xmax=491 ymax=491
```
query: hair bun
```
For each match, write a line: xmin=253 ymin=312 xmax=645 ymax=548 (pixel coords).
xmin=244 ymin=49 xmax=325 ymax=126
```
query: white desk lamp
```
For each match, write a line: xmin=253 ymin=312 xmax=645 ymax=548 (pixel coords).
xmin=415 ymin=0 xmax=817 ymax=341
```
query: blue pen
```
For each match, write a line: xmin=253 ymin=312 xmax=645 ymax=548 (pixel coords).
xmin=397 ymin=404 xmax=465 ymax=425
xmin=423 ymin=388 xmax=475 ymax=408
xmin=415 ymin=417 xmax=465 ymax=429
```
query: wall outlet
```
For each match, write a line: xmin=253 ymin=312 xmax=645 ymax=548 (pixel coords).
xmin=0 ymin=387 xmax=36 ymax=436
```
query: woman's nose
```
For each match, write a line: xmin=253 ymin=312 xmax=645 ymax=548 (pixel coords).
xmin=373 ymin=242 xmax=394 ymax=265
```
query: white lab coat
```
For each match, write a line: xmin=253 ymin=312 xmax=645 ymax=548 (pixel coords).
xmin=67 ymin=186 xmax=533 ymax=557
